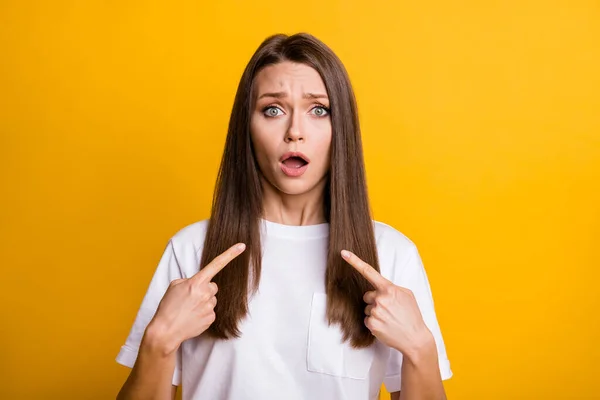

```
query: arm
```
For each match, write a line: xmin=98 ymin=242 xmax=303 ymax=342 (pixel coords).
xmin=389 ymin=336 xmax=446 ymax=400
xmin=116 ymin=323 xmax=179 ymax=400
xmin=397 ymin=334 xmax=446 ymax=400
xmin=342 ymin=250 xmax=448 ymax=400
xmin=116 ymin=243 xmax=246 ymax=400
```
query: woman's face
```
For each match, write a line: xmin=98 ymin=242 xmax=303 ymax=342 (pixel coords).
xmin=250 ymin=61 xmax=332 ymax=197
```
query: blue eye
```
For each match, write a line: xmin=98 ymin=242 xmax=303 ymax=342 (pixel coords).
xmin=311 ymin=106 xmax=329 ymax=117
xmin=263 ymin=106 xmax=284 ymax=117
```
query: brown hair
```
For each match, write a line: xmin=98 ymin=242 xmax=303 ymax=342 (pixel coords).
xmin=200 ymin=33 xmax=380 ymax=348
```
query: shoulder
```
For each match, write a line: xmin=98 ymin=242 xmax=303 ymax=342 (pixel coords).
xmin=166 ymin=219 xmax=210 ymax=274
xmin=372 ymin=220 xmax=421 ymax=281
xmin=170 ymin=219 xmax=210 ymax=246
xmin=373 ymin=220 xmax=418 ymax=255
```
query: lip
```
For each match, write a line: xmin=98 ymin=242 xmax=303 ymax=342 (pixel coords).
xmin=279 ymin=151 xmax=310 ymax=177
xmin=279 ymin=151 xmax=310 ymax=163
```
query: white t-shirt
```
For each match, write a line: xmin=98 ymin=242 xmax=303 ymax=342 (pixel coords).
xmin=116 ymin=219 xmax=452 ymax=399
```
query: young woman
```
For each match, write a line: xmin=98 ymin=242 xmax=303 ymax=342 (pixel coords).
xmin=116 ymin=33 xmax=452 ymax=400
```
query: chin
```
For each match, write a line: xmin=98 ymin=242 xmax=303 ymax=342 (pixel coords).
xmin=275 ymin=180 xmax=319 ymax=196
xmin=269 ymin=175 xmax=327 ymax=197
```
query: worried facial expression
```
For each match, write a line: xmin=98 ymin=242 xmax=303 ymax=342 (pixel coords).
xmin=250 ymin=61 xmax=333 ymax=197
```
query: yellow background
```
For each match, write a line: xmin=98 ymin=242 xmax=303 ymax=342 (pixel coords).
xmin=1 ymin=1 xmax=599 ymax=399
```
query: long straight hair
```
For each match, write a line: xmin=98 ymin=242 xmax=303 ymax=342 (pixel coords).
xmin=200 ymin=33 xmax=380 ymax=348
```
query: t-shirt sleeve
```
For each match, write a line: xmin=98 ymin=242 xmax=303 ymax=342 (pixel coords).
xmin=383 ymin=244 xmax=452 ymax=393
xmin=115 ymin=240 xmax=184 ymax=386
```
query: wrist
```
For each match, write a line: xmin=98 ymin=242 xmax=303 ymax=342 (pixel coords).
xmin=400 ymin=328 xmax=438 ymax=367
xmin=141 ymin=319 xmax=180 ymax=358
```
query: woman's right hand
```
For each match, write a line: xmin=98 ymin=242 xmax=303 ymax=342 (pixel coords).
xmin=143 ymin=243 xmax=247 ymax=355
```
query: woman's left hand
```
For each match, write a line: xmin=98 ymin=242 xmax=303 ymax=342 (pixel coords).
xmin=341 ymin=250 xmax=434 ymax=357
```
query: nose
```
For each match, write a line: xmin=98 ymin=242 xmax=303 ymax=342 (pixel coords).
xmin=284 ymin=111 xmax=304 ymax=143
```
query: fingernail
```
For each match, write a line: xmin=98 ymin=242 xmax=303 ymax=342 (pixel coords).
xmin=341 ymin=250 xmax=350 ymax=259
xmin=236 ymin=243 xmax=246 ymax=251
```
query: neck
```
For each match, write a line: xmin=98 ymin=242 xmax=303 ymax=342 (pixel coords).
xmin=260 ymin=176 xmax=327 ymax=226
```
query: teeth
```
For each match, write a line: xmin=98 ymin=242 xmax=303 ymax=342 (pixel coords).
xmin=282 ymin=154 xmax=308 ymax=163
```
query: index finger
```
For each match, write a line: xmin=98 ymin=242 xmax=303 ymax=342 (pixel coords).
xmin=192 ymin=243 xmax=246 ymax=283
xmin=341 ymin=249 xmax=391 ymax=290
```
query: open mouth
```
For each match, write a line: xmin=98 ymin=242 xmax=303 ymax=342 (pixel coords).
xmin=280 ymin=152 xmax=310 ymax=177
xmin=282 ymin=156 xmax=308 ymax=169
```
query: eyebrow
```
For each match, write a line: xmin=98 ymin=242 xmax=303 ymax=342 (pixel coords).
xmin=258 ymin=91 xmax=329 ymax=100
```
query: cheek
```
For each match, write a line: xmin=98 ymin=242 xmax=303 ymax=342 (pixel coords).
xmin=313 ymin=127 xmax=333 ymax=164
xmin=250 ymin=128 xmax=281 ymax=175
xmin=250 ymin=119 xmax=269 ymax=160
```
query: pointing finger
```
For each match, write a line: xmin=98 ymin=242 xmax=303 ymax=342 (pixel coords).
xmin=192 ymin=243 xmax=246 ymax=283
xmin=341 ymin=250 xmax=391 ymax=290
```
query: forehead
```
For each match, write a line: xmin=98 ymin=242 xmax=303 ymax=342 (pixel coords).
xmin=253 ymin=61 xmax=326 ymax=93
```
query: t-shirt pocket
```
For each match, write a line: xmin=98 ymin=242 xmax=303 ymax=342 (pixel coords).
xmin=307 ymin=293 xmax=375 ymax=380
